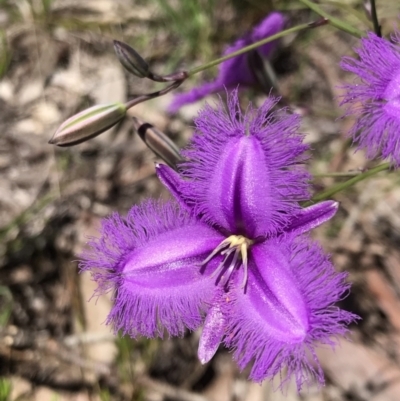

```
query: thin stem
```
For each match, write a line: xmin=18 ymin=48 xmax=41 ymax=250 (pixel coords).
xmin=370 ymin=0 xmax=381 ymax=37
xmin=308 ymin=162 xmax=390 ymax=204
xmin=149 ymin=71 xmax=188 ymax=83
xmin=323 ymin=0 xmax=372 ymax=29
xmin=298 ymin=0 xmax=364 ymax=38
xmin=313 ymin=171 xmax=364 ymax=178
xmin=188 ymin=22 xmax=314 ymax=76
xmin=125 ymin=80 xmax=183 ymax=109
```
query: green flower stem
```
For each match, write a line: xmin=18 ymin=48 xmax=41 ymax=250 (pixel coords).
xmin=313 ymin=171 xmax=363 ymax=178
xmin=308 ymin=162 xmax=390 ymax=204
xmin=125 ymin=80 xmax=183 ymax=109
xmin=188 ymin=22 xmax=312 ymax=77
xmin=298 ymin=0 xmax=364 ymax=38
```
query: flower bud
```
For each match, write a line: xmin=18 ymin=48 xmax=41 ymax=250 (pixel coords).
xmin=113 ymin=40 xmax=150 ymax=78
xmin=131 ymin=117 xmax=182 ymax=169
xmin=49 ymin=103 xmax=126 ymax=147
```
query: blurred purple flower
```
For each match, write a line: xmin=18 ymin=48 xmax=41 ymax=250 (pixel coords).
xmin=81 ymin=92 xmax=357 ymax=389
xmin=168 ymin=12 xmax=285 ymax=112
xmin=341 ymin=32 xmax=400 ymax=166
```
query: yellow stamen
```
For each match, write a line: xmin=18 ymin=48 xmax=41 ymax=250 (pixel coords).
xmin=202 ymin=235 xmax=254 ymax=290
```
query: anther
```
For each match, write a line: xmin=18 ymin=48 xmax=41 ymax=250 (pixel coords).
xmin=201 ymin=235 xmax=254 ymax=290
xmin=241 ymin=243 xmax=249 ymax=289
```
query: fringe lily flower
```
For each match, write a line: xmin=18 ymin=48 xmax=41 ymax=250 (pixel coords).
xmin=168 ymin=12 xmax=285 ymax=112
xmin=341 ymin=31 xmax=400 ymax=166
xmin=81 ymin=93 xmax=357 ymax=389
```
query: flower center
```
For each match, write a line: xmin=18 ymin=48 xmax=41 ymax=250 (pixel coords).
xmin=201 ymin=235 xmax=254 ymax=289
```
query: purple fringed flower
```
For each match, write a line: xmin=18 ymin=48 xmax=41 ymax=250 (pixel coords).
xmin=340 ymin=31 xmax=400 ymax=166
xmin=168 ymin=12 xmax=285 ymax=112
xmin=81 ymin=92 xmax=357 ymax=390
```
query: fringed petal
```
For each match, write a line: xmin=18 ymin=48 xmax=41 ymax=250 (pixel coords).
xmin=340 ymin=32 xmax=400 ymax=166
xmin=179 ymin=91 xmax=310 ymax=237
xmin=80 ymin=199 xmax=224 ymax=338
xmin=222 ymin=236 xmax=357 ymax=390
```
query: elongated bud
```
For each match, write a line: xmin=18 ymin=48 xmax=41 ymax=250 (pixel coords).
xmin=131 ymin=117 xmax=183 ymax=169
xmin=49 ymin=103 xmax=126 ymax=147
xmin=113 ymin=40 xmax=150 ymax=78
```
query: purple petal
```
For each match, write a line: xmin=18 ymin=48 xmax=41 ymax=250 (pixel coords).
xmin=218 ymin=38 xmax=255 ymax=87
xmin=168 ymin=38 xmax=253 ymax=114
xmin=168 ymin=12 xmax=285 ymax=111
xmin=247 ymin=242 xmax=310 ymax=342
xmin=198 ymin=289 xmax=226 ymax=364
xmin=80 ymin=199 xmax=224 ymax=337
xmin=155 ymin=163 xmax=191 ymax=212
xmin=340 ymin=32 xmax=400 ymax=166
xmin=189 ymin=134 xmax=275 ymax=237
xmin=285 ymin=201 xmax=339 ymax=236
xmin=168 ymin=82 xmax=223 ymax=114
xmin=222 ymin=236 xmax=358 ymax=390
xmin=180 ymin=91 xmax=310 ymax=237
xmin=251 ymin=12 xmax=285 ymax=57
xmin=215 ymin=12 xmax=285 ymax=88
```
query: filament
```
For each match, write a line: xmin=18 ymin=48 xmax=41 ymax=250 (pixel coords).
xmin=201 ymin=235 xmax=254 ymax=291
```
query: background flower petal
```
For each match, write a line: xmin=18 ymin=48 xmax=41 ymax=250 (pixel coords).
xmin=340 ymin=32 xmax=400 ymax=166
xmin=251 ymin=12 xmax=285 ymax=58
xmin=168 ymin=12 xmax=285 ymax=112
